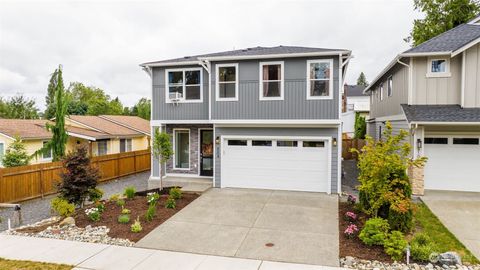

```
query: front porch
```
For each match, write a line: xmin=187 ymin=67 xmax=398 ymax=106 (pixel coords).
xmin=162 ymin=175 xmax=213 ymax=192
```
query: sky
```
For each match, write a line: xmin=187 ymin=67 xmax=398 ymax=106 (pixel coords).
xmin=0 ymin=0 xmax=421 ymax=111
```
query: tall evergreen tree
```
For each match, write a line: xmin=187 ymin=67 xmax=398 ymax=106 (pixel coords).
xmin=357 ymin=72 xmax=369 ymax=87
xmin=407 ymin=0 xmax=480 ymax=46
xmin=45 ymin=69 xmax=59 ymax=119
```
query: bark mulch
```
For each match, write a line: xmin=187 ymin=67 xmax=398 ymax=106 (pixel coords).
xmin=339 ymin=202 xmax=392 ymax=263
xmin=75 ymin=192 xmax=199 ymax=242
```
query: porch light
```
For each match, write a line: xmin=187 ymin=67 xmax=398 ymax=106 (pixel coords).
xmin=332 ymin=138 xmax=337 ymax=147
xmin=417 ymin=139 xmax=422 ymax=150
xmin=215 ymin=136 xmax=220 ymax=145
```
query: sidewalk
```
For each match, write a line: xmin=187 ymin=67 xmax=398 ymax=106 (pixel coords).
xmin=0 ymin=235 xmax=343 ymax=270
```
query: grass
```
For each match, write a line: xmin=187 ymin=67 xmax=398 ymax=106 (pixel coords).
xmin=413 ymin=203 xmax=479 ymax=264
xmin=0 ymin=258 xmax=72 ymax=270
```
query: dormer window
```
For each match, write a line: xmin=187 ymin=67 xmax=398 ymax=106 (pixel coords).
xmin=166 ymin=68 xmax=203 ymax=103
xmin=427 ymin=57 xmax=451 ymax=77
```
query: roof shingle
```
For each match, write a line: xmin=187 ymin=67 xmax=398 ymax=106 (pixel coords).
xmin=401 ymin=104 xmax=480 ymax=122
xmin=0 ymin=119 xmax=51 ymax=140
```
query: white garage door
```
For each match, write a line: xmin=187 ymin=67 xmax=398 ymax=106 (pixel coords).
xmin=221 ymin=137 xmax=331 ymax=193
xmin=424 ymin=135 xmax=480 ymax=192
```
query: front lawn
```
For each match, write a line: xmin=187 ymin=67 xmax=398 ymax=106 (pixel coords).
xmin=413 ymin=203 xmax=479 ymax=264
xmin=0 ymin=258 xmax=71 ymax=270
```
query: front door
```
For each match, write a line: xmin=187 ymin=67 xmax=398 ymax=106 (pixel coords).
xmin=200 ymin=130 xmax=214 ymax=176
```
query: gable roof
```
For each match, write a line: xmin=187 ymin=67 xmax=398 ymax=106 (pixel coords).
xmin=99 ymin=115 xmax=150 ymax=135
xmin=345 ymin=85 xmax=367 ymax=97
xmin=0 ymin=119 xmax=51 ymax=140
xmin=141 ymin=46 xmax=350 ymax=67
xmin=68 ymin=115 xmax=145 ymax=137
xmin=401 ymin=104 xmax=480 ymax=123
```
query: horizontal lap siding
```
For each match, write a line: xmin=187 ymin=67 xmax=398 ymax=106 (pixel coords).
xmin=214 ymin=127 xmax=340 ymax=193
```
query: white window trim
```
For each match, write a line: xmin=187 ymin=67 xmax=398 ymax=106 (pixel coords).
xmin=120 ymin=138 xmax=132 ymax=152
xmin=173 ymin=128 xmax=190 ymax=170
xmin=306 ymin=59 xmax=334 ymax=100
xmin=379 ymin=83 xmax=384 ymax=101
xmin=426 ymin=57 xmax=451 ymax=78
xmin=165 ymin=68 xmax=203 ymax=103
xmin=97 ymin=140 xmax=109 ymax=156
xmin=42 ymin=141 xmax=53 ymax=161
xmin=259 ymin=61 xmax=284 ymax=101
xmin=215 ymin=63 xmax=239 ymax=101
xmin=387 ymin=75 xmax=393 ymax=97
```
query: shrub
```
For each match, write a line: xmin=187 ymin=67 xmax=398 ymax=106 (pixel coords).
xmin=95 ymin=202 xmax=105 ymax=213
xmin=410 ymin=233 xmax=437 ymax=262
xmin=88 ymin=188 xmax=104 ymax=202
xmin=118 ymin=214 xmax=130 ymax=224
xmin=384 ymin=231 xmax=407 ymax=261
xmin=2 ymin=136 xmax=30 ymax=167
xmin=116 ymin=199 xmax=125 ymax=207
xmin=169 ymin=187 xmax=182 ymax=200
xmin=344 ymin=224 xmax=359 ymax=238
xmin=85 ymin=208 xmax=101 ymax=222
xmin=145 ymin=204 xmax=156 ymax=222
xmin=359 ymin=217 xmax=390 ymax=246
xmin=347 ymin=194 xmax=357 ymax=205
xmin=147 ymin=192 xmax=160 ymax=205
xmin=58 ymin=146 xmax=100 ymax=206
xmin=131 ymin=217 xmax=142 ymax=233
xmin=388 ymin=207 xmax=413 ymax=233
xmin=165 ymin=197 xmax=176 ymax=209
xmin=51 ymin=197 xmax=75 ymax=217
xmin=124 ymin=186 xmax=136 ymax=199
xmin=344 ymin=211 xmax=357 ymax=222
xmin=121 ymin=206 xmax=131 ymax=215
xmin=109 ymin=193 xmax=120 ymax=202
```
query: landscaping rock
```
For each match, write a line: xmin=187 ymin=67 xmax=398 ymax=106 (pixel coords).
xmin=59 ymin=217 xmax=75 ymax=227
xmin=438 ymin=252 xmax=462 ymax=266
xmin=340 ymin=257 xmax=480 ymax=270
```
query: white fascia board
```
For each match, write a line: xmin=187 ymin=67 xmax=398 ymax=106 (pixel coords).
xmin=150 ymin=120 xmax=210 ymax=126
xmin=374 ymin=114 xmax=407 ymax=122
xmin=400 ymin=51 xmax=451 ymax=57
xmin=0 ymin=132 xmax=15 ymax=141
xmin=198 ymin=51 xmax=351 ymax=61
xmin=364 ymin=55 xmax=401 ymax=93
xmin=66 ymin=132 xmax=96 ymax=141
xmin=452 ymin=37 xmax=480 ymax=57
xmin=212 ymin=119 xmax=341 ymax=125
xmin=410 ymin=121 xmax=480 ymax=125
xmin=141 ymin=61 xmax=201 ymax=68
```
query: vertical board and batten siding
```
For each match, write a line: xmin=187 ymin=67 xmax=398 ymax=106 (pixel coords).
xmin=152 ymin=67 xmax=209 ymax=120
xmin=211 ymin=57 xmax=339 ymax=120
xmin=214 ymin=127 xmax=340 ymax=193
xmin=369 ymin=63 xmax=409 ymax=118
xmin=411 ymin=56 xmax=461 ymax=105
xmin=464 ymin=44 xmax=480 ymax=108
xmin=371 ymin=120 xmax=410 ymax=141
xmin=0 ymin=149 xmax=151 ymax=203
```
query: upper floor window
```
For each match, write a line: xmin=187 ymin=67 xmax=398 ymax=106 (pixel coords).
xmin=216 ymin=63 xmax=238 ymax=101
xmin=427 ymin=57 xmax=451 ymax=77
xmin=259 ymin=61 xmax=284 ymax=100
xmin=307 ymin=59 xmax=333 ymax=99
xmin=387 ymin=76 xmax=393 ymax=97
xmin=379 ymin=83 xmax=384 ymax=101
xmin=166 ymin=68 xmax=203 ymax=103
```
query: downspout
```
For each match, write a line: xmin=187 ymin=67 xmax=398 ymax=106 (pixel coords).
xmin=337 ymin=53 xmax=343 ymax=195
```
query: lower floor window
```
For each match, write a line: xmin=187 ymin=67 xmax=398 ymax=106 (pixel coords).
xmin=303 ymin=141 xmax=325 ymax=148
xmin=120 ymin=138 xmax=132 ymax=152
xmin=174 ymin=130 xmax=190 ymax=169
xmin=42 ymin=141 xmax=52 ymax=159
xmin=424 ymin=138 xmax=448 ymax=144
xmin=0 ymin=142 xmax=4 ymax=166
xmin=97 ymin=140 xmax=109 ymax=156
xmin=453 ymin=138 xmax=479 ymax=145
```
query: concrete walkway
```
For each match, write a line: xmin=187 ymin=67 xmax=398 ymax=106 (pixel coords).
xmin=0 ymin=234 xmax=343 ymax=270
xmin=136 ymin=188 xmax=339 ymax=266
xmin=422 ymin=190 xmax=480 ymax=260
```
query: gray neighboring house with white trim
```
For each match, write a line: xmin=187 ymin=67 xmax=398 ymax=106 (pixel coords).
xmin=365 ymin=16 xmax=480 ymax=193
xmin=141 ymin=46 xmax=352 ymax=194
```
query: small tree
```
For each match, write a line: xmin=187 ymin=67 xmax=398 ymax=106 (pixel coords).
xmin=2 ymin=136 xmax=30 ymax=167
xmin=352 ymin=122 xmax=427 ymax=232
xmin=152 ymin=127 xmax=173 ymax=163
xmin=357 ymin=72 xmax=369 ymax=87
xmin=58 ymin=145 xmax=100 ymax=206
xmin=354 ymin=113 xmax=366 ymax=139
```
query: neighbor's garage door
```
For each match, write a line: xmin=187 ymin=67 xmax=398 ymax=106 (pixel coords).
xmin=221 ymin=137 xmax=330 ymax=192
xmin=424 ymin=135 xmax=480 ymax=192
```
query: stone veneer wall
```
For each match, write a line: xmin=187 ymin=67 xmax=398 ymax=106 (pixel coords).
xmin=408 ymin=165 xmax=425 ymax=196
xmin=165 ymin=124 xmax=212 ymax=175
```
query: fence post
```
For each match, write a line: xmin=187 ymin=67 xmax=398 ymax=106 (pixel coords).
xmin=0 ymin=168 xmax=3 ymax=203
xmin=133 ymin=151 xmax=137 ymax=174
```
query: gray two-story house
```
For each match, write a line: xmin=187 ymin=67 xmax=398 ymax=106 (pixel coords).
xmin=365 ymin=16 xmax=480 ymax=194
xmin=141 ymin=46 xmax=351 ymax=194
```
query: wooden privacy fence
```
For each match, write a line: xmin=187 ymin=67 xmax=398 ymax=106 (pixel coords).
xmin=0 ymin=149 xmax=151 ymax=203
xmin=342 ymin=139 xmax=366 ymax=160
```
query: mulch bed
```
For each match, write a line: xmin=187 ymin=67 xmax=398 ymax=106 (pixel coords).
xmin=75 ymin=191 xmax=199 ymax=242
xmin=339 ymin=202 xmax=392 ymax=263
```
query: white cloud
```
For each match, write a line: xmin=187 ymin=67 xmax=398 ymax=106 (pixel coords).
xmin=0 ymin=0 xmax=421 ymax=110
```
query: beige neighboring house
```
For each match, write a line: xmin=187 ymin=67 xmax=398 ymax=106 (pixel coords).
xmin=0 ymin=116 xmax=150 ymax=167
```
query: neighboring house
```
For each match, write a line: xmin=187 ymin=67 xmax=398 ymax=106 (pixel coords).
xmin=364 ymin=16 xmax=480 ymax=193
xmin=141 ymin=46 xmax=352 ymax=194
xmin=0 ymin=115 xmax=150 ymax=166
xmin=341 ymin=84 xmax=368 ymax=137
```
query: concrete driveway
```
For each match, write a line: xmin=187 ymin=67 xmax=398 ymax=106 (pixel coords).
xmin=422 ymin=190 xmax=480 ymax=260
xmin=136 ymin=188 xmax=339 ymax=266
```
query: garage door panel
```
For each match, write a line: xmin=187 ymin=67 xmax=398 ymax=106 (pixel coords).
xmin=221 ymin=137 xmax=330 ymax=193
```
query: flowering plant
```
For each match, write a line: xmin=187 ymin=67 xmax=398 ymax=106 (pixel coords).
xmin=347 ymin=194 xmax=357 ymax=205
xmin=344 ymin=224 xmax=358 ymax=238
xmin=147 ymin=192 xmax=160 ymax=205
xmin=344 ymin=211 xmax=357 ymax=222
xmin=85 ymin=208 xmax=100 ymax=222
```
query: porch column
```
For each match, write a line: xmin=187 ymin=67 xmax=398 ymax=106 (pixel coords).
xmin=148 ymin=125 xmax=162 ymax=190
xmin=410 ymin=125 xmax=425 ymax=196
